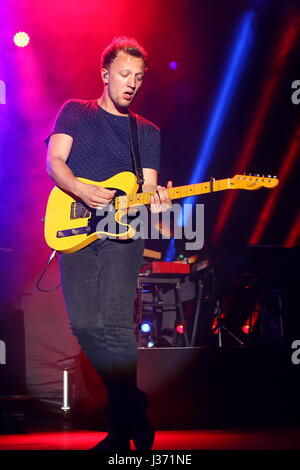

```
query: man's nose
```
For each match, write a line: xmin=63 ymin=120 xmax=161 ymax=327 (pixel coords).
xmin=127 ymin=78 xmax=136 ymax=89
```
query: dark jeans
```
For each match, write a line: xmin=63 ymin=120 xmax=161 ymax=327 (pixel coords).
xmin=59 ymin=237 xmax=144 ymax=404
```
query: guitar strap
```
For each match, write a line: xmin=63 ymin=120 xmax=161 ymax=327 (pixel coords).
xmin=128 ymin=111 xmax=144 ymax=193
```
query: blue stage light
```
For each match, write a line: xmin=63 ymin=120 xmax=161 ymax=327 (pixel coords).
xmin=140 ymin=321 xmax=152 ymax=334
xmin=177 ymin=10 xmax=255 ymax=228
xmin=165 ymin=237 xmax=176 ymax=262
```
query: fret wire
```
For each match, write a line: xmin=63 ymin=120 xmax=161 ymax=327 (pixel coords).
xmin=120 ymin=178 xmax=230 ymax=208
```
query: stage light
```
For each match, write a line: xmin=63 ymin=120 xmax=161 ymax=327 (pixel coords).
xmin=165 ymin=237 xmax=176 ymax=262
xmin=284 ymin=211 xmax=300 ymax=247
xmin=249 ymin=123 xmax=300 ymax=245
xmin=13 ymin=32 xmax=30 ymax=48
xmin=242 ymin=324 xmax=250 ymax=335
xmin=140 ymin=321 xmax=152 ymax=334
xmin=176 ymin=10 xmax=255 ymax=227
xmin=213 ymin=17 xmax=299 ymax=245
xmin=176 ymin=324 xmax=185 ymax=334
xmin=241 ymin=307 xmax=259 ymax=335
xmin=169 ymin=61 xmax=178 ymax=71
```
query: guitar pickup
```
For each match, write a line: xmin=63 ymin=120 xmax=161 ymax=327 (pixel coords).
xmin=56 ymin=226 xmax=91 ymax=238
xmin=70 ymin=202 xmax=91 ymax=219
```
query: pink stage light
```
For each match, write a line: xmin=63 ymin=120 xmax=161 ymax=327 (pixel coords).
xmin=13 ymin=32 xmax=30 ymax=47
xmin=176 ymin=324 xmax=185 ymax=334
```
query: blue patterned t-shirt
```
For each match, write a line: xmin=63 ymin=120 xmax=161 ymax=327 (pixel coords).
xmin=45 ymin=99 xmax=160 ymax=182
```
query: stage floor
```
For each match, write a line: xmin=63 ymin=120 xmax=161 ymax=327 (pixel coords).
xmin=1 ymin=427 xmax=300 ymax=450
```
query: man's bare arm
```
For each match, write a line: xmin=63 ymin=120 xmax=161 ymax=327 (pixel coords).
xmin=47 ymin=133 xmax=116 ymax=208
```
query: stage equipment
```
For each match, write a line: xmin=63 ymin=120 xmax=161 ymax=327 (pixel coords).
xmin=136 ymin=274 xmax=190 ymax=347
xmin=56 ymin=355 xmax=77 ymax=427
xmin=143 ymin=248 xmax=161 ymax=260
xmin=0 ymin=300 xmax=27 ymax=433
xmin=0 ymin=304 xmax=26 ymax=396
xmin=243 ymin=244 xmax=298 ymax=345
xmin=141 ymin=261 xmax=190 ymax=275
xmin=136 ymin=253 xmax=217 ymax=348
xmin=189 ymin=255 xmax=246 ymax=348
xmin=212 ymin=300 xmax=244 ymax=348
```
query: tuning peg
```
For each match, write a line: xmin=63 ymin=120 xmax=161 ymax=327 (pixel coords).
xmin=248 ymin=173 xmax=252 ymax=176
xmin=273 ymin=175 xmax=277 ymax=179
xmin=254 ymin=173 xmax=260 ymax=177
xmin=267 ymin=175 xmax=271 ymax=178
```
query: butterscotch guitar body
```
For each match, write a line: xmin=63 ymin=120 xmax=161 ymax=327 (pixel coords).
xmin=44 ymin=171 xmax=139 ymax=253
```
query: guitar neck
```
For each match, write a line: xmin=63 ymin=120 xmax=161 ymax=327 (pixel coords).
xmin=117 ymin=178 xmax=230 ymax=209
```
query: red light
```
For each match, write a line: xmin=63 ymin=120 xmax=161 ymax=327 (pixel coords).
xmin=176 ymin=324 xmax=185 ymax=334
xmin=241 ymin=307 xmax=260 ymax=335
xmin=284 ymin=211 xmax=300 ymax=247
xmin=242 ymin=324 xmax=250 ymax=334
xmin=249 ymin=122 xmax=300 ymax=245
xmin=211 ymin=311 xmax=225 ymax=334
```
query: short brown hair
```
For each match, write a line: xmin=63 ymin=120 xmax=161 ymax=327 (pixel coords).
xmin=101 ymin=36 xmax=148 ymax=70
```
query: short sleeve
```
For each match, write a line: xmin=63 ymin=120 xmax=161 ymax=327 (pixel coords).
xmin=45 ymin=100 xmax=80 ymax=146
xmin=140 ymin=123 xmax=161 ymax=172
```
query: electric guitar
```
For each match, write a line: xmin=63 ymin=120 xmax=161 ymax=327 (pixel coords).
xmin=44 ymin=171 xmax=279 ymax=253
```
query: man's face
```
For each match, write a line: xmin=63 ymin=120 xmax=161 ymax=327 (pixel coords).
xmin=103 ymin=51 xmax=145 ymax=110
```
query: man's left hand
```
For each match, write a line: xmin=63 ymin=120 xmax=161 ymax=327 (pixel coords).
xmin=150 ymin=181 xmax=173 ymax=213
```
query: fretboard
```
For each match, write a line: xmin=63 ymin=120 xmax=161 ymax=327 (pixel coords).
xmin=115 ymin=178 xmax=230 ymax=210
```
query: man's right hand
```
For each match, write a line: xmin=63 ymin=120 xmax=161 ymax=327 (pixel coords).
xmin=76 ymin=181 xmax=116 ymax=209
xmin=47 ymin=134 xmax=116 ymax=209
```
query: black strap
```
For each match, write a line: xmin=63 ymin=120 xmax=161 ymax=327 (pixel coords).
xmin=128 ymin=111 xmax=144 ymax=191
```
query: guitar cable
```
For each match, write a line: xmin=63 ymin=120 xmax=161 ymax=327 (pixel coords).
xmin=36 ymin=250 xmax=62 ymax=292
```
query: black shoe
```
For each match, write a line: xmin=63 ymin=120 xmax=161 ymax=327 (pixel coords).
xmin=91 ymin=432 xmax=130 ymax=451
xmin=130 ymin=389 xmax=155 ymax=450
xmin=131 ymin=418 xmax=155 ymax=450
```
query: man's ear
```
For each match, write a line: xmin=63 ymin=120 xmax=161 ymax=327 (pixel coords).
xmin=101 ymin=68 xmax=109 ymax=84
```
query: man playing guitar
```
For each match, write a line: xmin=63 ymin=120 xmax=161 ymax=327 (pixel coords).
xmin=46 ymin=36 xmax=172 ymax=450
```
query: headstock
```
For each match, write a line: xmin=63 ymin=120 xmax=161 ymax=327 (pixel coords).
xmin=230 ymin=174 xmax=279 ymax=190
